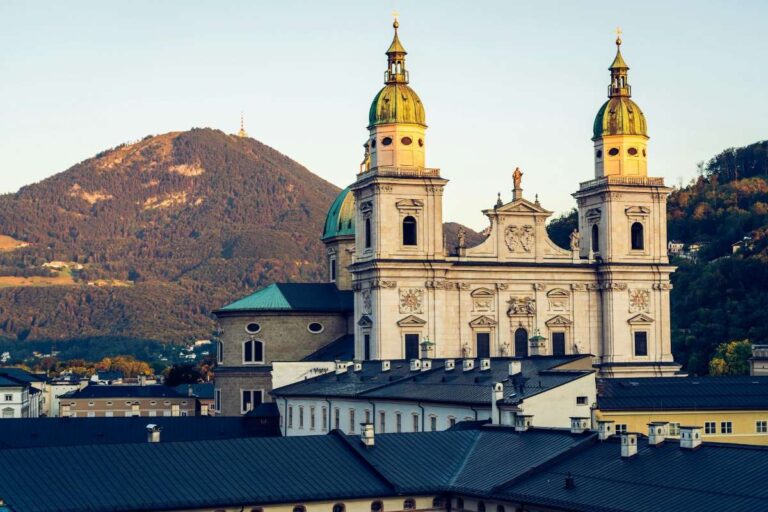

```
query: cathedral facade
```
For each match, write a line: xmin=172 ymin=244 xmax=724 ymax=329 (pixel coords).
xmin=342 ymin=21 xmax=679 ymax=377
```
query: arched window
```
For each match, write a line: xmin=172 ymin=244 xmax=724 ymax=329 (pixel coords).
xmin=371 ymin=501 xmax=383 ymax=512
xmin=243 ymin=339 xmax=264 ymax=363
xmin=404 ymin=499 xmax=416 ymax=510
xmin=477 ymin=502 xmax=486 ymax=512
xmin=402 ymin=216 xmax=417 ymax=246
xmin=365 ymin=217 xmax=372 ymax=249
xmin=333 ymin=504 xmax=346 ymax=512
xmin=591 ymin=224 xmax=599 ymax=253
xmin=631 ymin=222 xmax=644 ymax=250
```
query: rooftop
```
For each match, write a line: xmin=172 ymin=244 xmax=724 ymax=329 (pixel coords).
xmin=215 ymin=283 xmax=353 ymax=314
xmin=598 ymin=376 xmax=768 ymax=411
xmin=61 ymin=385 xmax=187 ymax=400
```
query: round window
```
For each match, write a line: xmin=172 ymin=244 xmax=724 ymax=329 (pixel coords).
xmin=245 ymin=323 xmax=261 ymax=334
xmin=628 ymin=147 xmax=638 ymax=156
xmin=308 ymin=322 xmax=324 ymax=334
xmin=608 ymin=148 xmax=620 ymax=156
xmin=595 ymin=150 xmax=603 ymax=159
xmin=418 ymin=138 xmax=424 ymax=147
xmin=382 ymin=137 xmax=393 ymax=146
xmin=401 ymin=136 xmax=413 ymax=145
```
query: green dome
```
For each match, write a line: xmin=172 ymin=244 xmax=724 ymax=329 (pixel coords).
xmin=592 ymin=96 xmax=648 ymax=140
xmin=322 ymin=187 xmax=355 ymax=241
xmin=368 ymin=83 xmax=426 ymax=128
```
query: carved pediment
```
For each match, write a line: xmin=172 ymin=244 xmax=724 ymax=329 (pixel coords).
xmin=470 ymin=287 xmax=495 ymax=298
xmin=547 ymin=288 xmax=569 ymax=298
xmin=586 ymin=208 xmax=601 ymax=220
xmin=395 ymin=199 xmax=424 ymax=209
xmin=397 ymin=315 xmax=427 ymax=327
xmin=494 ymin=198 xmax=551 ymax=215
xmin=627 ymin=313 xmax=654 ymax=325
xmin=357 ymin=315 xmax=373 ymax=327
xmin=469 ymin=315 xmax=497 ymax=327
xmin=545 ymin=315 xmax=572 ymax=326
xmin=359 ymin=201 xmax=373 ymax=214
xmin=625 ymin=206 xmax=651 ymax=216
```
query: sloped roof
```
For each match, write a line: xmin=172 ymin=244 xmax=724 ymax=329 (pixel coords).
xmin=216 ymin=283 xmax=353 ymax=314
xmin=174 ymin=382 xmax=214 ymax=399
xmin=0 ymin=368 xmax=47 ymax=383
xmin=598 ymin=376 xmax=768 ymax=411
xmin=61 ymin=385 xmax=186 ymax=399
xmin=301 ymin=334 xmax=355 ymax=362
xmin=273 ymin=356 xmax=593 ymax=406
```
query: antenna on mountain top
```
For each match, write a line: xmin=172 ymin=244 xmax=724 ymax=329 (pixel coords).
xmin=237 ymin=112 xmax=248 ymax=138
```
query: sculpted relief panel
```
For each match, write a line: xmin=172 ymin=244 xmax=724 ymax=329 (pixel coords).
xmin=504 ymin=224 xmax=534 ymax=252
xmin=507 ymin=296 xmax=536 ymax=316
xmin=628 ymin=288 xmax=651 ymax=313
xmin=399 ymin=288 xmax=424 ymax=314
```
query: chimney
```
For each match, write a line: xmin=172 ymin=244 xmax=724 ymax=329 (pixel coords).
xmin=146 ymin=424 xmax=162 ymax=443
xmin=508 ymin=360 xmax=522 ymax=377
xmin=564 ymin=473 xmax=576 ymax=490
xmin=680 ymin=426 xmax=703 ymax=450
xmin=444 ymin=359 xmax=455 ymax=371
xmin=491 ymin=382 xmax=503 ymax=424
xmin=361 ymin=422 xmax=375 ymax=448
xmin=381 ymin=360 xmax=391 ymax=372
xmin=480 ymin=358 xmax=491 ymax=371
xmin=597 ymin=420 xmax=615 ymax=441
xmin=570 ymin=417 xmax=589 ymax=435
xmin=187 ymin=386 xmax=194 ymax=397
xmin=139 ymin=375 xmax=146 ymax=387
xmin=409 ymin=359 xmax=422 ymax=371
xmin=648 ymin=422 xmax=669 ymax=447
xmin=514 ymin=414 xmax=533 ymax=432
xmin=621 ymin=433 xmax=638 ymax=458
xmin=421 ymin=359 xmax=432 ymax=371
xmin=462 ymin=359 xmax=475 ymax=372
xmin=353 ymin=361 xmax=363 ymax=372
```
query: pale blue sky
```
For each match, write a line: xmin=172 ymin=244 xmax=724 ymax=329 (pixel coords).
xmin=1 ymin=1 xmax=766 ymax=229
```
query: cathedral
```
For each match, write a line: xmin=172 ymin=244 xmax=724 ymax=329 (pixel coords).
xmin=214 ymin=20 xmax=679 ymax=415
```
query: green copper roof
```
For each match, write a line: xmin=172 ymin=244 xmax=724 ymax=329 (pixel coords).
xmin=322 ymin=187 xmax=355 ymax=241
xmin=216 ymin=283 xmax=353 ymax=313
xmin=368 ymin=83 xmax=426 ymax=127
xmin=593 ymin=96 xmax=648 ymax=139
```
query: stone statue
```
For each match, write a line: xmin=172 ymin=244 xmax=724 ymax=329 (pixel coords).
xmin=461 ymin=342 xmax=471 ymax=358
xmin=359 ymin=142 xmax=371 ymax=172
xmin=457 ymin=227 xmax=466 ymax=249
xmin=512 ymin=167 xmax=523 ymax=189
xmin=569 ymin=229 xmax=581 ymax=251
xmin=500 ymin=342 xmax=510 ymax=356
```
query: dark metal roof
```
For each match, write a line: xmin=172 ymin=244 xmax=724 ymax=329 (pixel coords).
xmin=0 ymin=368 xmax=47 ymax=384
xmin=61 ymin=385 xmax=187 ymax=399
xmin=302 ymin=334 xmax=355 ymax=362
xmin=274 ymin=357 xmax=593 ymax=406
xmin=173 ymin=382 xmax=215 ymax=399
xmin=598 ymin=376 xmax=768 ymax=411
xmin=0 ymin=416 xmax=279 ymax=450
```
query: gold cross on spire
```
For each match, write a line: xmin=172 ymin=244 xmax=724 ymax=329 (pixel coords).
xmin=392 ymin=9 xmax=400 ymax=29
xmin=615 ymin=26 xmax=622 ymax=45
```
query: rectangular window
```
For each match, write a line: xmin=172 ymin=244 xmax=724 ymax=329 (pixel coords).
xmin=404 ymin=333 xmax=420 ymax=360
xmin=148 ymin=410 xmax=156 ymax=417
xmin=396 ymin=412 xmax=402 ymax=433
xmin=334 ymin=407 xmax=340 ymax=430
xmin=330 ymin=257 xmax=337 ymax=282
xmin=105 ymin=411 xmax=113 ymax=417
xmin=364 ymin=334 xmax=371 ymax=360
xmin=616 ymin=424 xmax=628 ymax=435
xmin=349 ymin=409 xmax=356 ymax=433
xmin=310 ymin=406 xmax=316 ymax=430
xmin=430 ymin=416 xmax=437 ymax=432
xmin=634 ymin=331 xmax=648 ymax=356
xmin=217 ymin=341 xmax=223 ymax=364
xmin=413 ymin=414 xmax=419 ymax=432
xmin=87 ymin=411 xmax=95 ymax=418
xmin=475 ymin=332 xmax=491 ymax=358
xmin=757 ymin=420 xmax=768 ymax=433
xmin=705 ymin=421 xmax=716 ymax=434
xmin=240 ymin=390 xmax=263 ymax=414
xmin=321 ymin=406 xmax=327 ymax=431
xmin=299 ymin=406 xmax=304 ymax=429
xmin=576 ymin=396 xmax=588 ymax=405
xmin=288 ymin=406 xmax=293 ymax=428
xmin=669 ymin=423 xmax=680 ymax=436
xmin=721 ymin=421 xmax=733 ymax=434
xmin=552 ymin=332 xmax=566 ymax=356
xmin=214 ymin=389 xmax=221 ymax=412
xmin=132 ymin=404 xmax=141 ymax=417
xmin=379 ymin=411 xmax=386 ymax=433
xmin=4 ymin=394 xmax=11 ymax=401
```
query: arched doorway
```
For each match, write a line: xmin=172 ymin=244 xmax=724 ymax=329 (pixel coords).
xmin=514 ymin=327 xmax=528 ymax=357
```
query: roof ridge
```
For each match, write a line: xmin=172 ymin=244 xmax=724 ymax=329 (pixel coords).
xmin=447 ymin=430 xmax=487 ymax=487
xmin=357 ymin=362 xmax=446 ymax=397
xmin=329 ymin=430 xmax=398 ymax=492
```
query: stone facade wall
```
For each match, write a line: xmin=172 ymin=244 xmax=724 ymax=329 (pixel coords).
xmin=215 ymin=369 xmax=273 ymax=416
xmin=62 ymin=397 xmax=195 ymax=417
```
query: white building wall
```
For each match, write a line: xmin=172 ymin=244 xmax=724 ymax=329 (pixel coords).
xmin=514 ymin=372 xmax=597 ymax=428
xmin=0 ymin=386 xmax=30 ymax=418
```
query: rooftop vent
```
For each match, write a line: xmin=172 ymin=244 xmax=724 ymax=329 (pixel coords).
xmin=491 ymin=382 xmax=504 ymax=424
xmin=680 ymin=426 xmax=703 ymax=450
xmin=146 ymin=424 xmax=162 ymax=443
xmin=421 ymin=359 xmax=432 ymax=371
xmin=381 ymin=361 xmax=391 ymax=372
xmin=570 ymin=417 xmax=589 ymax=435
xmin=648 ymin=421 xmax=669 ymax=447
xmin=410 ymin=359 xmax=422 ymax=372
xmin=514 ymin=414 xmax=533 ymax=432
xmin=621 ymin=433 xmax=638 ymax=458
xmin=462 ymin=359 xmax=475 ymax=372
xmin=444 ymin=359 xmax=455 ymax=371
xmin=564 ymin=473 xmax=576 ymax=490
xmin=480 ymin=358 xmax=491 ymax=371
xmin=361 ymin=422 xmax=375 ymax=448
xmin=508 ymin=360 xmax=522 ymax=377
xmin=335 ymin=361 xmax=350 ymax=375
xmin=353 ymin=361 xmax=363 ymax=372
xmin=596 ymin=419 xmax=615 ymax=441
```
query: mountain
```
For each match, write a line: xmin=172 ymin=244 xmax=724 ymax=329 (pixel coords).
xmin=0 ymin=129 xmax=340 ymax=342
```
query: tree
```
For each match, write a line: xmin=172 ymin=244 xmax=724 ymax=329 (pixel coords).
xmin=546 ymin=208 xmax=578 ymax=250
xmin=708 ymin=340 xmax=752 ymax=376
xmin=164 ymin=363 xmax=202 ymax=387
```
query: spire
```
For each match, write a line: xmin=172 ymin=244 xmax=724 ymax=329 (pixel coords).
xmin=237 ymin=112 xmax=248 ymax=138
xmin=384 ymin=13 xmax=409 ymax=84
xmin=608 ymin=27 xmax=631 ymax=98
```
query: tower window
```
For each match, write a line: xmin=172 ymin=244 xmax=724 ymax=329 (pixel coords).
xmin=643 ymin=149 xmax=647 ymax=157
xmin=631 ymin=222 xmax=644 ymax=250
xmin=628 ymin=147 xmax=638 ymax=156
xmin=364 ymin=217 xmax=372 ymax=249
xmin=371 ymin=139 xmax=376 ymax=148
xmin=245 ymin=322 xmax=261 ymax=334
xmin=243 ymin=339 xmax=264 ymax=363
xmin=608 ymin=147 xmax=620 ymax=156
xmin=596 ymin=150 xmax=603 ymax=159
xmin=401 ymin=136 xmax=412 ymax=145
xmin=591 ymin=224 xmax=600 ymax=253
xmin=308 ymin=322 xmax=324 ymax=334
xmin=382 ymin=137 xmax=393 ymax=146
xmin=418 ymin=138 xmax=424 ymax=147
xmin=402 ymin=216 xmax=417 ymax=246
xmin=634 ymin=331 xmax=648 ymax=356
xmin=330 ymin=257 xmax=337 ymax=282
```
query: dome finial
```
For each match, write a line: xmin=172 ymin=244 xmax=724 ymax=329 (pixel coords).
xmin=615 ymin=26 xmax=622 ymax=46
xmin=392 ymin=10 xmax=399 ymax=30
xmin=384 ymin=13 xmax=408 ymax=84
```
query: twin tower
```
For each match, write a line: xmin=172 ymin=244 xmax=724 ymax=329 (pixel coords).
xmin=324 ymin=20 xmax=677 ymax=377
